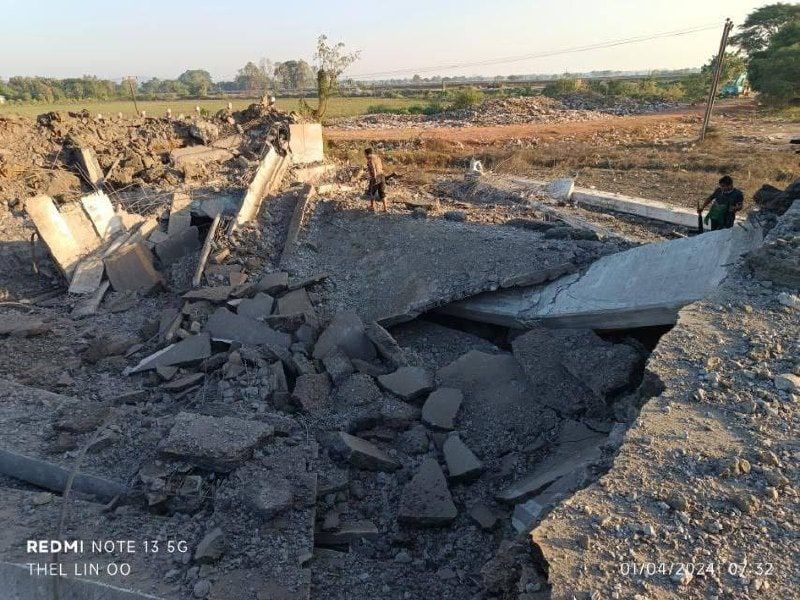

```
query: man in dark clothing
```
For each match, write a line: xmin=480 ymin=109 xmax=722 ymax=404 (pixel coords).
xmin=699 ymin=175 xmax=744 ymax=231
xmin=364 ymin=147 xmax=388 ymax=212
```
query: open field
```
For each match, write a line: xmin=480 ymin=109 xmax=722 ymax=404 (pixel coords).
xmin=0 ymin=95 xmax=420 ymax=120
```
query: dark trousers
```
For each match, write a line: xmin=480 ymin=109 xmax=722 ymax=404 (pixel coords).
xmin=368 ymin=179 xmax=386 ymax=201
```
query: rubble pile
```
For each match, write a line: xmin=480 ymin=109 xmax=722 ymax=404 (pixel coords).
xmin=331 ymin=94 xmax=680 ymax=130
xmin=0 ymin=103 xmax=301 ymax=203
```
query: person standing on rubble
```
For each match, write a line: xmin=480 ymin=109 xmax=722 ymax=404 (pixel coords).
xmin=698 ymin=175 xmax=744 ymax=231
xmin=365 ymin=147 xmax=388 ymax=212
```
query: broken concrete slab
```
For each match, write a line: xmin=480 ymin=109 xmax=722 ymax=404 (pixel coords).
xmin=167 ymin=192 xmax=192 ymax=235
xmin=377 ymin=367 xmax=434 ymax=402
xmin=232 ymin=147 xmax=290 ymax=229
xmin=313 ymin=312 xmax=376 ymax=361
xmin=192 ymin=212 xmax=222 ymax=287
xmin=543 ymin=177 xmax=575 ymax=202
xmin=71 ymin=280 xmax=110 ymax=318
xmin=0 ymin=315 xmax=50 ymax=337
xmin=68 ymin=255 xmax=105 ymax=294
xmin=183 ymin=286 xmax=234 ymax=302
xmin=76 ymin=147 xmax=105 ymax=188
xmin=445 ymin=222 xmax=764 ymax=329
xmin=321 ymin=348 xmax=354 ymax=385
xmin=25 ymin=194 xmax=85 ymax=276
xmin=422 ymin=388 xmax=462 ymax=430
xmin=154 ymin=226 xmax=201 ymax=266
xmin=162 ymin=372 xmax=205 ymax=392
xmin=338 ymin=432 xmax=399 ymax=472
xmin=398 ymin=457 xmax=457 ymax=526
xmin=315 ymin=520 xmax=380 ymax=546
xmin=129 ymin=332 xmax=211 ymax=373
xmin=292 ymin=373 xmax=331 ymax=412
xmin=159 ymin=411 xmax=273 ymax=472
xmin=364 ymin=321 xmax=408 ymax=368
xmin=103 ymin=242 xmax=162 ymax=292
xmin=293 ymin=164 xmax=336 ymax=184
xmin=443 ymin=434 xmax=483 ymax=482
xmin=277 ymin=288 xmax=315 ymax=316
xmin=497 ymin=421 xmax=605 ymax=504
xmin=60 ymin=201 xmax=102 ymax=255
xmin=254 ymin=271 xmax=289 ymax=295
xmin=206 ymin=307 xmax=291 ymax=348
xmin=289 ymin=123 xmax=324 ymax=165
xmin=237 ymin=292 xmax=275 ymax=319
xmin=469 ymin=504 xmax=499 ymax=530
xmin=81 ymin=191 xmax=123 ymax=240
xmin=332 ymin=373 xmax=383 ymax=406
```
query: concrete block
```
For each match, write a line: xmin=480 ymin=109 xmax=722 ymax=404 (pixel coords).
xmin=168 ymin=192 xmax=192 ymax=235
xmin=292 ymin=373 xmax=331 ymax=411
xmin=422 ymin=388 xmax=462 ymax=430
xmin=443 ymin=434 xmax=483 ymax=481
xmin=206 ymin=307 xmax=292 ymax=348
xmin=293 ymin=164 xmax=336 ymax=184
xmin=81 ymin=191 xmax=123 ymax=239
xmin=314 ymin=312 xmax=376 ymax=361
xmin=25 ymin=195 xmax=84 ymax=276
xmin=277 ymin=288 xmax=315 ymax=316
xmin=280 ymin=184 xmax=315 ymax=266
xmin=237 ymin=292 xmax=274 ymax=319
xmin=289 ymin=123 xmax=324 ymax=165
xmin=76 ymin=147 xmax=104 ymax=188
xmin=233 ymin=147 xmax=290 ymax=228
xmin=338 ymin=432 xmax=399 ymax=472
xmin=398 ymin=457 xmax=457 ymax=526
xmin=68 ymin=255 xmax=105 ymax=294
xmin=159 ymin=411 xmax=273 ymax=472
xmin=129 ymin=332 xmax=211 ymax=373
xmin=103 ymin=242 xmax=162 ymax=292
xmin=378 ymin=367 xmax=434 ymax=402
xmin=543 ymin=178 xmax=575 ymax=202
xmin=60 ymin=202 xmax=102 ymax=255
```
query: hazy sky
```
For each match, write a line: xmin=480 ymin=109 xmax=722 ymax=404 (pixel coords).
xmin=0 ymin=0 xmax=769 ymax=81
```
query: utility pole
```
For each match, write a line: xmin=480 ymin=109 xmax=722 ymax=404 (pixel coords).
xmin=700 ymin=18 xmax=734 ymax=142
xmin=126 ymin=76 xmax=140 ymax=116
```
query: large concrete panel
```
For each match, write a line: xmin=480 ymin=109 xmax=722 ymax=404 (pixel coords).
xmin=81 ymin=191 xmax=123 ymax=240
xmin=443 ymin=222 xmax=764 ymax=330
xmin=24 ymin=195 xmax=84 ymax=277
xmin=232 ymin=148 xmax=289 ymax=229
xmin=289 ymin=123 xmax=324 ymax=164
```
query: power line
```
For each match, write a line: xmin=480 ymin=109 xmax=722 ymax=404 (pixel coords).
xmin=350 ymin=23 xmax=722 ymax=79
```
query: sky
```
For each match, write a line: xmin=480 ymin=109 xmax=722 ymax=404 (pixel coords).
xmin=0 ymin=0 xmax=770 ymax=81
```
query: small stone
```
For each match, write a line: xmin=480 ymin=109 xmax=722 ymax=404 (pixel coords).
xmin=31 ymin=492 xmax=53 ymax=506
xmin=193 ymin=578 xmax=211 ymax=598
xmin=469 ymin=504 xmax=498 ymax=530
xmin=443 ymin=434 xmax=483 ymax=482
xmin=774 ymin=373 xmax=800 ymax=393
xmin=338 ymin=432 xmax=400 ymax=472
xmin=398 ymin=458 xmax=457 ymax=526
xmin=421 ymin=388 xmax=462 ymax=430
xmin=378 ymin=367 xmax=434 ymax=401
xmin=194 ymin=528 xmax=225 ymax=563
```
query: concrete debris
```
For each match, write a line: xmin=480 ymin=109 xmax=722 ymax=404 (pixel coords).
xmin=313 ymin=312 xmax=376 ymax=362
xmin=194 ymin=527 xmax=225 ymax=563
xmin=543 ymin=177 xmax=575 ymax=202
xmin=469 ymin=504 xmax=499 ymax=530
xmin=447 ymin=221 xmax=764 ymax=329
xmin=71 ymin=279 xmax=111 ymax=318
xmin=315 ymin=520 xmax=380 ymax=547
xmin=288 ymin=123 xmax=324 ymax=164
xmin=421 ymin=388 xmax=462 ymax=430
xmin=168 ymin=192 xmax=193 ymax=235
xmin=170 ymin=145 xmax=233 ymax=168
xmin=321 ymin=348 xmax=354 ymax=385
xmin=68 ymin=255 xmax=105 ymax=294
xmin=162 ymin=372 xmax=205 ymax=391
xmin=280 ymin=183 xmax=316 ymax=266
xmin=184 ymin=286 xmax=234 ymax=302
xmin=332 ymin=373 xmax=383 ymax=406
xmin=338 ymin=432 xmax=399 ymax=472
xmin=237 ymin=292 xmax=275 ymax=319
xmin=159 ymin=412 xmax=273 ymax=472
xmin=81 ymin=191 xmax=123 ymax=240
xmin=192 ymin=212 xmax=221 ymax=287
xmin=75 ymin=147 xmax=105 ymax=188
xmin=232 ymin=147 xmax=290 ymax=230
xmin=292 ymin=373 xmax=331 ymax=411
xmin=443 ymin=434 xmax=483 ymax=482
xmin=129 ymin=332 xmax=211 ymax=373
xmin=377 ymin=366 xmax=434 ymax=401
xmin=398 ymin=457 xmax=457 ymax=526
xmin=378 ymin=397 xmax=421 ymax=429
xmin=277 ymin=288 xmax=315 ymax=317
xmin=206 ymin=307 xmax=291 ymax=347
xmin=103 ymin=241 xmax=163 ymax=292
xmin=25 ymin=194 xmax=84 ymax=276
xmin=254 ymin=271 xmax=289 ymax=295
xmin=0 ymin=314 xmax=50 ymax=337
xmin=364 ymin=321 xmax=409 ymax=368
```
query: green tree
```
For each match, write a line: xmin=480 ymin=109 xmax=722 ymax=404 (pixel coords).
xmin=235 ymin=61 xmax=269 ymax=93
xmin=177 ymin=69 xmax=214 ymax=97
xmin=748 ymin=20 xmax=800 ymax=102
xmin=731 ymin=3 xmax=800 ymax=54
xmin=450 ymin=87 xmax=484 ymax=109
xmin=274 ymin=60 xmax=315 ymax=91
xmin=301 ymin=35 xmax=360 ymax=120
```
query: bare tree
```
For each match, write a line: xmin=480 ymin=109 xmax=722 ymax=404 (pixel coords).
xmin=301 ymin=35 xmax=360 ymax=120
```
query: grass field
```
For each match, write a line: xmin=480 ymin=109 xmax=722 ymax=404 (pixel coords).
xmin=0 ymin=96 xmax=419 ymax=120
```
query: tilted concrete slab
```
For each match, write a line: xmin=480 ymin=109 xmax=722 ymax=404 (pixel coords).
xmin=25 ymin=195 xmax=84 ymax=277
xmin=60 ymin=202 xmax=102 ymax=255
xmin=231 ymin=147 xmax=290 ymax=229
xmin=81 ymin=191 xmax=123 ymax=240
xmin=443 ymin=222 xmax=764 ymax=330
xmin=289 ymin=123 xmax=324 ymax=164
xmin=76 ymin=147 xmax=104 ymax=189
